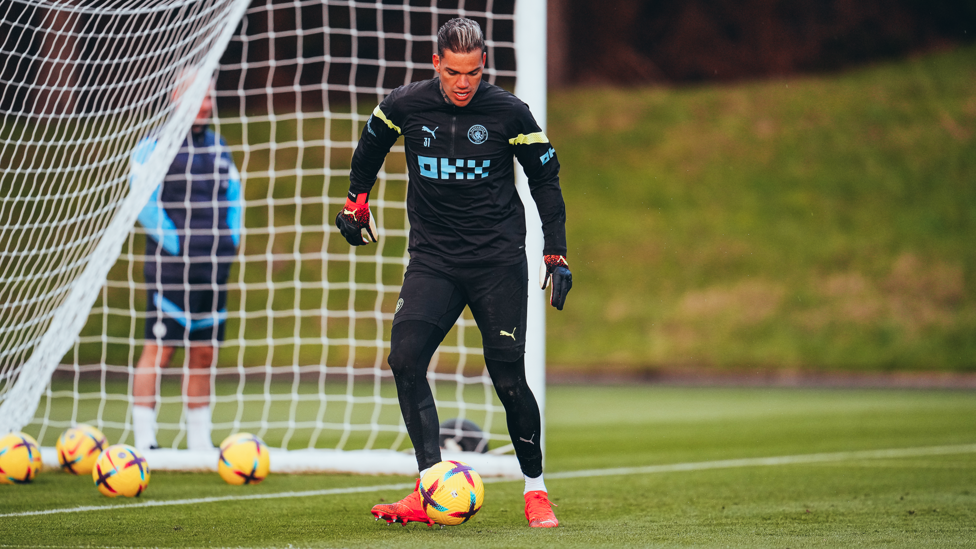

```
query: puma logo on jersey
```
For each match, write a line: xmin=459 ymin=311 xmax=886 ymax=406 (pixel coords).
xmin=422 ymin=126 xmax=438 ymax=139
xmin=519 ymin=433 xmax=535 ymax=445
xmin=500 ymin=327 xmax=517 ymax=341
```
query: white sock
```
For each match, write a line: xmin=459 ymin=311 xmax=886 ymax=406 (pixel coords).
xmin=524 ymin=473 xmax=547 ymax=495
xmin=419 ymin=467 xmax=430 ymax=481
xmin=133 ymin=405 xmax=158 ymax=451
xmin=185 ymin=406 xmax=214 ymax=450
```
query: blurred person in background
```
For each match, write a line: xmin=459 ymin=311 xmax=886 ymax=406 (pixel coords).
xmin=130 ymin=76 xmax=242 ymax=452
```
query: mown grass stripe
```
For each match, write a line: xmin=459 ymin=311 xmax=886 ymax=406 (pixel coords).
xmin=3 ymin=443 xmax=974 ymax=519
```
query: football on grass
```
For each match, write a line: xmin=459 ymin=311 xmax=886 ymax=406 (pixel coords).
xmin=57 ymin=424 xmax=109 ymax=475
xmin=419 ymin=460 xmax=485 ymax=525
xmin=218 ymin=433 xmax=270 ymax=485
xmin=0 ymin=432 xmax=42 ymax=484
xmin=92 ymin=444 xmax=149 ymax=497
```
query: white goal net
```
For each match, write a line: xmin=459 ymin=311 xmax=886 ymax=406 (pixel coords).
xmin=0 ymin=0 xmax=546 ymax=476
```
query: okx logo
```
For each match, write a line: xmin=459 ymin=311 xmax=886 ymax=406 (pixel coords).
xmin=540 ymin=147 xmax=556 ymax=165
xmin=418 ymin=156 xmax=491 ymax=180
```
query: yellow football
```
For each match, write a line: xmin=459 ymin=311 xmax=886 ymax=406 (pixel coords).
xmin=218 ymin=433 xmax=270 ymax=485
xmin=92 ymin=444 xmax=150 ymax=497
xmin=419 ymin=460 xmax=485 ymax=525
xmin=0 ymin=432 xmax=42 ymax=484
xmin=56 ymin=424 xmax=109 ymax=475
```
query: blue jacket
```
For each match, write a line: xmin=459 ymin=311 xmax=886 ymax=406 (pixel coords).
xmin=133 ymin=128 xmax=241 ymax=258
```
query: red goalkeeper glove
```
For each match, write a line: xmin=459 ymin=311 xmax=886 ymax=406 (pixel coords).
xmin=334 ymin=191 xmax=377 ymax=246
xmin=540 ymin=255 xmax=572 ymax=310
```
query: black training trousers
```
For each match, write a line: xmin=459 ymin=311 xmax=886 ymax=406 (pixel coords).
xmin=387 ymin=258 xmax=543 ymax=478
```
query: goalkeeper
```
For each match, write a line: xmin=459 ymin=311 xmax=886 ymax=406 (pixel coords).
xmin=336 ymin=18 xmax=571 ymax=528
xmin=131 ymin=84 xmax=242 ymax=452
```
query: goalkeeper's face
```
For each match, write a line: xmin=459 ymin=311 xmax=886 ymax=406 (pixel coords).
xmin=433 ymin=49 xmax=486 ymax=107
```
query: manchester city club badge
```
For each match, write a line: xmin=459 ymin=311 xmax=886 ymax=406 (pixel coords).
xmin=467 ymin=124 xmax=488 ymax=144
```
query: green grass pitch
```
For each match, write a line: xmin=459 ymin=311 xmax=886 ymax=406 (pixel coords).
xmin=2 ymin=385 xmax=975 ymax=548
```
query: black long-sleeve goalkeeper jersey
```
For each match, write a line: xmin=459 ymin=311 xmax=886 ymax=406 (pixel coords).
xmin=349 ymin=77 xmax=566 ymax=267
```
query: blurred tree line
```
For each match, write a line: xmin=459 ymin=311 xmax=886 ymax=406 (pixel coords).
xmin=547 ymin=0 xmax=976 ymax=86
xmin=8 ymin=0 xmax=972 ymax=116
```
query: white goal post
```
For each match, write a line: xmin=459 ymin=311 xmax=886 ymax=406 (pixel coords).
xmin=0 ymin=0 xmax=547 ymax=477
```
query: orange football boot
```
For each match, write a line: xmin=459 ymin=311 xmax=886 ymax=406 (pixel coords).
xmin=524 ymin=490 xmax=559 ymax=528
xmin=371 ymin=479 xmax=434 ymax=526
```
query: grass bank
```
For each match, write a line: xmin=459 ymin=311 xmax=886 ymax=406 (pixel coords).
xmin=549 ymin=45 xmax=976 ymax=371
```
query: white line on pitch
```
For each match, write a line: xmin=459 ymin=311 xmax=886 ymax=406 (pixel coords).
xmin=2 ymin=443 xmax=975 ymax=519
xmin=545 ymin=443 xmax=976 ymax=479
xmin=0 ymin=482 xmax=415 ymax=519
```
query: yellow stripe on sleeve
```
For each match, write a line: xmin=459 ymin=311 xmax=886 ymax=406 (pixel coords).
xmin=508 ymin=131 xmax=549 ymax=145
xmin=372 ymin=106 xmax=401 ymax=134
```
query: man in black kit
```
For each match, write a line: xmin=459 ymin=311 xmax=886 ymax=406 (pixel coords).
xmin=336 ymin=17 xmax=572 ymax=528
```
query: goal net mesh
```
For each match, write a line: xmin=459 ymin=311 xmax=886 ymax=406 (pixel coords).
xmin=1 ymin=0 xmax=527 ymax=470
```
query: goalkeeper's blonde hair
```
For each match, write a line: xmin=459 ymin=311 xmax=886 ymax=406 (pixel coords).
xmin=437 ymin=17 xmax=485 ymax=57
